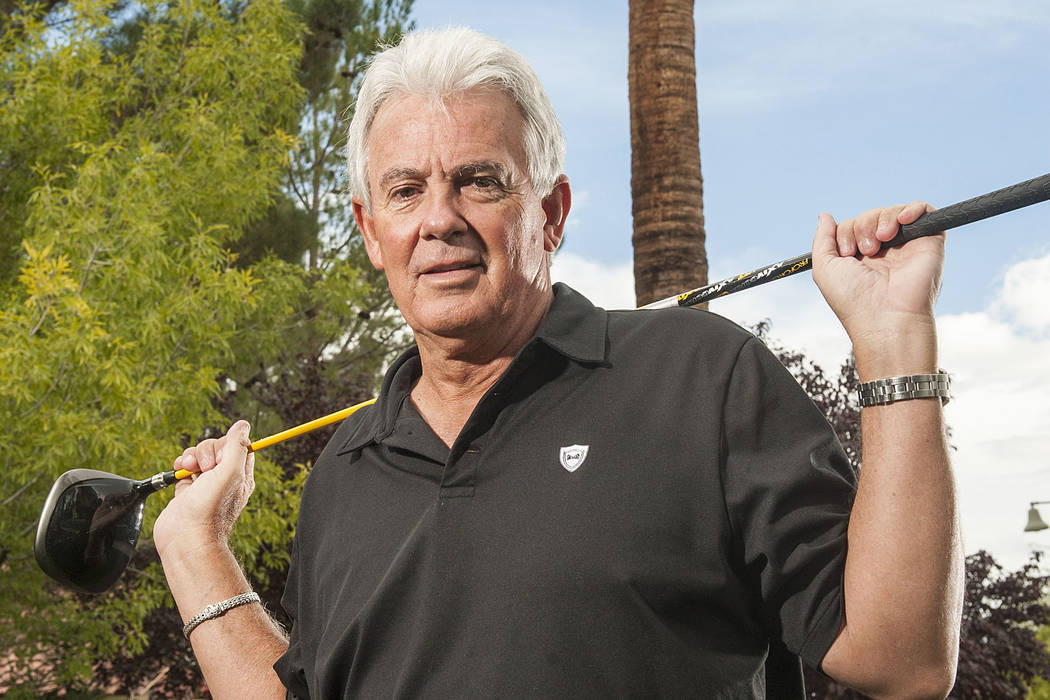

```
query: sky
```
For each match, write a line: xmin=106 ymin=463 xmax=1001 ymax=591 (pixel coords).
xmin=410 ymin=0 xmax=1050 ymax=569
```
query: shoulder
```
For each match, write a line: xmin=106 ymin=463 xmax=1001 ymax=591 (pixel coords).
xmin=605 ymin=305 xmax=759 ymax=360
xmin=300 ymin=401 xmax=379 ymax=490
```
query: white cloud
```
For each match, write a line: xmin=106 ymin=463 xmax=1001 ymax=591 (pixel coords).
xmin=550 ymin=249 xmax=1050 ymax=569
xmin=550 ymin=252 xmax=634 ymax=310
xmin=993 ymin=252 xmax=1050 ymax=335
xmin=938 ymin=258 xmax=1050 ymax=567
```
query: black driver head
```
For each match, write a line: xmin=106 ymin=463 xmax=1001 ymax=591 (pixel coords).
xmin=34 ymin=469 xmax=147 ymax=594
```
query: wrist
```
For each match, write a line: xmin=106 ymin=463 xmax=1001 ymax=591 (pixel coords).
xmin=850 ymin=316 xmax=938 ymax=382
xmin=157 ymin=538 xmax=252 ymax=625
xmin=157 ymin=532 xmax=233 ymax=573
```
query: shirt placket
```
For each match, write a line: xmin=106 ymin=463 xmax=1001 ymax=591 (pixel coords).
xmin=438 ymin=343 xmax=541 ymax=500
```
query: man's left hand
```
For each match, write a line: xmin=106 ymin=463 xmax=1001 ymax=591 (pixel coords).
xmin=811 ymin=202 xmax=945 ymax=379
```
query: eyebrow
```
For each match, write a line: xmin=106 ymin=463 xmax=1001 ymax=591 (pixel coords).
xmin=377 ymin=167 xmax=425 ymax=191
xmin=377 ymin=161 xmax=512 ymax=191
xmin=452 ymin=161 xmax=510 ymax=181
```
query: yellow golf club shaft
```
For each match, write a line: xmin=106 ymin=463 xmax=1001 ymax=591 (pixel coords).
xmin=171 ymin=397 xmax=377 ymax=480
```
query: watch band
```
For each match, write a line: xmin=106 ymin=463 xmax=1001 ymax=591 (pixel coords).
xmin=857 ymin=372 xmax=951 ymax=408
xmin=183 ymin=591 xmax=261 ymax=639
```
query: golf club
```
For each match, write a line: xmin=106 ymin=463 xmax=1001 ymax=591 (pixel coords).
xmin=642 ymin=171 xmax=1050 ymax=309
xmin=34 ymin=398 xmax=376 ymax=594
xmin=35 ymin=171 xmax=1050 ymax=594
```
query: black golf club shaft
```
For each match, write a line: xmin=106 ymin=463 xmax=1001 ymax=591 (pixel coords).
xmin=642 ymin=172 xmax=1050 ymax=309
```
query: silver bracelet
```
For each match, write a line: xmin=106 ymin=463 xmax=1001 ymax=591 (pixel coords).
xmin=857 ymin=371 xmax=951 ymax=408
xmin=183 ymin=591 xmax=261 ymax=639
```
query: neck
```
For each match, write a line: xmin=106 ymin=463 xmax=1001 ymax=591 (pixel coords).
xmin=410 ymin=287 xmax=554 ymax=446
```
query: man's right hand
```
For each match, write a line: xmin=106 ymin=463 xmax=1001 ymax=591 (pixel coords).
xmin=153 ymin=420 xmax=288 ymax=700
xmin=153 ymin=420 xmax=256 ymax=559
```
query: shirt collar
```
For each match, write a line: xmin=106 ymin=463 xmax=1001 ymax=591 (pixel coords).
xmin=337 ymin=282 xmax=608 ymax=454
xmin=533 ymin=282 xmax=608 ymax=363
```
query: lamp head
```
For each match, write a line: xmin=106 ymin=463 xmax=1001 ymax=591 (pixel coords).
xmin=1025 ymin=504 xmax=1050 ymax=533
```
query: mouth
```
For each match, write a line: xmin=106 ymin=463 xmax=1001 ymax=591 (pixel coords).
xmin=421 ymin=260 xmax=484 ymax=276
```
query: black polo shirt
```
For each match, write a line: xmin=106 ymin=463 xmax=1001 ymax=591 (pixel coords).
xmin=274 ymin=284 xmax=856 ymax=698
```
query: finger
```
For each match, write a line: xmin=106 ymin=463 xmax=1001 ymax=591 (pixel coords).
xmin=216 ymin=420 xmax=252 ymax=482
xmin=896 ymin=200 xmax=931 ymax=225
xmin=875 ymin=205 xmax=906 ymax=243
xmin=244 ymin=452 xmax=256 ymax=496
xmin=835 ymin=216 xmax=856 ymax=257
xmin=173 ymin=477 xmax=193 ymax=497
xmin=175 ymin=447 xmax=199 ymax=474
xmin=195 ymin=438 xmax=224 ymax=473
xmin=813 ymin=212 xmax=840 ymax=261
xmin=853 ymin=208 xmax=881 ymax=256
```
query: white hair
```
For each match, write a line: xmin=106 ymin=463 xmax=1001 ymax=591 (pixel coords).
xmin=346 ymin=27 xmax=566 ymax=212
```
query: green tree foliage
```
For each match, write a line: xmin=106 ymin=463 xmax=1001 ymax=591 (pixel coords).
xmin=214 ymin=0 xmax=412 ymax=507
xmin=221 ymin=0 xmax=412 ymax=456
xmin=16 ymin=1 xmax=412 ymax=694
xmin=0 ymin=0 xmax=312 ymax=692
xmin=1026 ymin=625 xmax=1050 ymax=699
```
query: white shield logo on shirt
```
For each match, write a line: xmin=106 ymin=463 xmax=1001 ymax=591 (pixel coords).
xmin=559 ymin=444 xmax=589 ymax=472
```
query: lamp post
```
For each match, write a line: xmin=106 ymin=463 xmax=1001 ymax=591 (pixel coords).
xmin=1024 ymin=501 xmax=1050 ymax=532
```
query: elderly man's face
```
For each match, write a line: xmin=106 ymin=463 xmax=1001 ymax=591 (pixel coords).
xmin=353 ymin=90 xmax=566 ymax=343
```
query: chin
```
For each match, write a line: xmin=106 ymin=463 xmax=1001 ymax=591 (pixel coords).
xmin=408 ymin=302 xmax=494 ymax=339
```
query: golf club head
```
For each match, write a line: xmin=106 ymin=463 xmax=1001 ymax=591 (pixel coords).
xmin=35 ymin=469 xmax=147 ymax=594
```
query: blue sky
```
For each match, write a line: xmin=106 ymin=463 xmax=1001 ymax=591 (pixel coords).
xmin=408 ymin=1 xmax=1050 ymax=567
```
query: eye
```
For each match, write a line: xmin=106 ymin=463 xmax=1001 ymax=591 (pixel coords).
xmin=469 ymin=176 xmax=499 ymax=190
xmin=390 ymin=185 xmax=420 ymax=202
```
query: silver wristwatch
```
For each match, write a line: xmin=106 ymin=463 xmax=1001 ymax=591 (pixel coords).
xmin=857 ymin=372 xmax=952 ymax=408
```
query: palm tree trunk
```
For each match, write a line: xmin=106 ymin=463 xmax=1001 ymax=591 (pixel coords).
xmin=629 ymin=0 xmax=707 ymax=307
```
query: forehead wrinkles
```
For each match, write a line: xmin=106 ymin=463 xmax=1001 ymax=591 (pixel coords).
xmin=366 ymin=92 xmax=530 ymax=192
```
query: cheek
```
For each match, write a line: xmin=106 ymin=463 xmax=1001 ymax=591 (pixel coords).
xmin=364 ymin=239 xmax=386 ymax=270
xmin=377 ymin=225 xmax=418 ymax=270
xmin=503 ymin=204 xmax=546 ymax=261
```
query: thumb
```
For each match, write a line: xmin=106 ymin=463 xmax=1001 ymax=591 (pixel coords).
xmin=812 ymin=212 xmax=840 ymax=265
xmin=215 ymin=420 xmax=252 ymax=483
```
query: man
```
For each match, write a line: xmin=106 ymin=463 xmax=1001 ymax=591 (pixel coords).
xmin=154 ymin=27 xmax=962 ymax=698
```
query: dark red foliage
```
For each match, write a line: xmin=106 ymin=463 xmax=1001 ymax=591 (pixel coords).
xmin=242 ymin=352 xmax=376 ymax=480
xmin=92 ymin=547 xmax=207 ymax=698
xmin=953 ymin=551 xmax=1050 ymax=698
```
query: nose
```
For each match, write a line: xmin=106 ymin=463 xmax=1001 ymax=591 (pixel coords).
xmin=419 ymin=187 xmax=467 ymax=241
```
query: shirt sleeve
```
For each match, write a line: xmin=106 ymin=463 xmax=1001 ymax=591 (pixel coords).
xmin=720 ymin=336 xmax=858 ymax=670
xmin=273 ymin=535 xmax=311 ymax=700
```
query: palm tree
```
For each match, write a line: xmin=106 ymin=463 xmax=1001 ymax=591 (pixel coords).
xmin=628 ymin=0 xmax=707 ymax=307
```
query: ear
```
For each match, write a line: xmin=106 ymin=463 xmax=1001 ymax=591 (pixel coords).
xmin=352 ymin=198 xmax=385 ymax=271
xmin=541 ymin=175 xmax=572 ymax=253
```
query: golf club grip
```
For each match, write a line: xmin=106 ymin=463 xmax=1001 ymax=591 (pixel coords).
xmin=643 ymin=171 xmax=1050 ymax=310
xmin=882 ymin=172 xmax=1050 ymax=249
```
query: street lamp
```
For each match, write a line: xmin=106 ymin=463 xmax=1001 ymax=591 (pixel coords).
xmin=1025 ymin=501 xmax=1050 ymax=532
